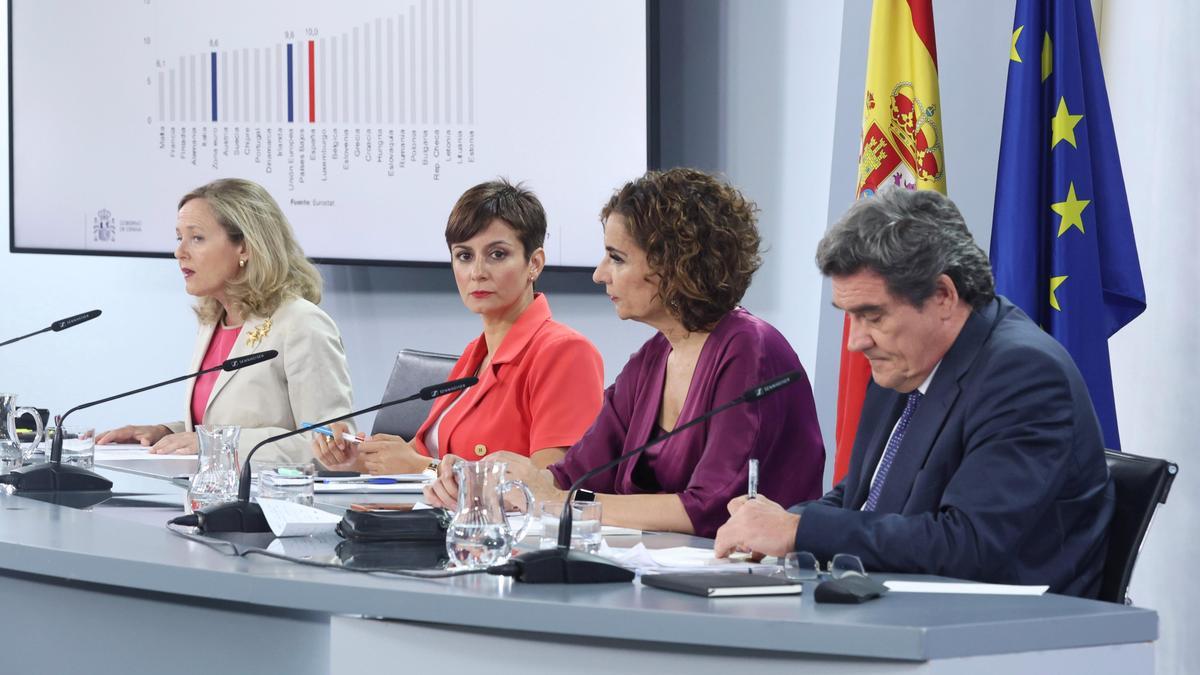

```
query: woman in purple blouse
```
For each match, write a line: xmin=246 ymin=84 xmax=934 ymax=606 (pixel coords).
xmin=426 ymin=168 xmax=825 ymax=537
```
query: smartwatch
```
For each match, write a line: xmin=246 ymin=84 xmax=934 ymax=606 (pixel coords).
xmin=574 ymin=488 xmax=597 ymax=502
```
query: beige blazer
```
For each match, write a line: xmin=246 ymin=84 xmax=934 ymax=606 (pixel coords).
xmin=166 ymin=296 xmax=354 ymax=465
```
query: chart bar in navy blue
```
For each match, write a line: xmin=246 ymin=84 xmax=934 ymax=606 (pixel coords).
xmin=287 ymin=43 xmax=294 ymax=123
xmin=210 ymin=52 xmax=218 ymax=121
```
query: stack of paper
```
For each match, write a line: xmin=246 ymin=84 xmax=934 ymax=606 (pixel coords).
xmin=314 ymin=473 xmax=432 ymax=494
xmin=602 ymin=542 xmax=777 ymax=575
xmin=94 ymin=444 xmax=166 ymax=460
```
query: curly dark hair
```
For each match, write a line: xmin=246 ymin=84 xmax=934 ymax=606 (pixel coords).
xmin=601 ymin=168 xmax=762 ymax=332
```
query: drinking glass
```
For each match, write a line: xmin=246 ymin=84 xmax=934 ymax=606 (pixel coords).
xmin=258 ymin=462 xmax=316 ymax=506
xmin=57 ymin=427 xmax=96 ymax=469
xmin=536 ymin=500 xmax=602 ymax=553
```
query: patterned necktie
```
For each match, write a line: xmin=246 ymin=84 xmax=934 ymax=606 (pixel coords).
xmin=862 ymin=391 xmax=924 ymax=512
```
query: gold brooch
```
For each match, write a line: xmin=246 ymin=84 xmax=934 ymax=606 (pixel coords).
xmin=245 ymin=318 xmax=273 ymax=348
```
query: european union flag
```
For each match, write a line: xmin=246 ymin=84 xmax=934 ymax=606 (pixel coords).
xmin=990 ymin=0 xmax=1145 ymax=450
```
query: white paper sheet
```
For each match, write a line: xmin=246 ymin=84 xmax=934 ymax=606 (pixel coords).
xmin=265 ymin=532 xmax=344 ymax=558
xmin=313 ymin=482 xmax=428 ymax=494
xmin=316 ymin=472 xmax=432 ymax=483
xmin=601 ymin=542 xmax=777 ymax=574
xmin=258 ymin=498 xmax=342 ymax=537
xmin=883 ymin=581 xmax=1049 ymax=595
xmin=515 ymin=517 xmax=641 ymax=539
xmin=94 ymin=444 xmax=157 ymax=460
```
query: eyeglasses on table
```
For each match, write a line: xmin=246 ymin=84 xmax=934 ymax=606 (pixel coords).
xmin=774 ymin=551 xmax=866 ymax=582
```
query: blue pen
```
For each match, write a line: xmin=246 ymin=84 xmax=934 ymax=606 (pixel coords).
xmin=302 ymin=422 xmax=362 ymax=444
xmin=316 ymin=477 xmax=406 ymax=484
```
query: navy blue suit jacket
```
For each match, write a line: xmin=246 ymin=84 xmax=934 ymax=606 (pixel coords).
xmin=795 ymin=297 xmax=1113 ymax=597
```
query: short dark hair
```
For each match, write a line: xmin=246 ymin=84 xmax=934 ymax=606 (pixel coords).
xmin=601 ymin=168 xmax=762 ymax=332
xmin=816 ymin=188 xmax=995 ymax=310
xmin=445 ymin=179 xmax=546 ymax=260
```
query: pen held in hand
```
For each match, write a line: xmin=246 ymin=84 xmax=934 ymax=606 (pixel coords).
xmin=303 ymin=422 xmax=363 ymax=445
xmin=747 ymin=458 xmax=759 ymax=500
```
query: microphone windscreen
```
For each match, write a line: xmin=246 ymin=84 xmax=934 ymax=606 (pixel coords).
xmin=741 ymin=370 xmax=803 ymax=402
xmin=50 ymin=309 xmax=102 ymax=332
xmin=223 ymin=350 xmax=279 ymax=371
xmin=419 ymin=376 xmax=479 ymax=400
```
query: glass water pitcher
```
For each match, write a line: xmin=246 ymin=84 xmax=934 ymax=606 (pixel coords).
xmin=445 ymin=460 xmax=534 ymax=569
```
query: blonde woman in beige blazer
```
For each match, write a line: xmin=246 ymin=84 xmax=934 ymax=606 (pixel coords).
xmin=97 ymin=178 xmax=354 ymax=466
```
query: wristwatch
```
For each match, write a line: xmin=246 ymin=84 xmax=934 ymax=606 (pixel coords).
xmin=574 ymin=488 xmax=596 ymax=502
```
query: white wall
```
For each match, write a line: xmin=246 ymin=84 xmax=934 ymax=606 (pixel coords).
xmin=1102 ymin=1 xmax=1200 ymax=673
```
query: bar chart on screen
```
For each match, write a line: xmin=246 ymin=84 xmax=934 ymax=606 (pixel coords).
xmin=11 ymin=0 xmax=649 ymax=265
xmin=150 ymin=2 xmax=477 ymax=183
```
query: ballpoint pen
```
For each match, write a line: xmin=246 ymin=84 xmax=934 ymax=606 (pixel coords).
xmin=302 ymin=422 xmax=363 ymax=445
xmin=315 ymin=477 xmax=410 ymax=484
xmin=748 ymin=458 xmax=759 ymax=500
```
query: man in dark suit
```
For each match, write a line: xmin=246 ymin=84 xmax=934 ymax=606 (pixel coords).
xmin=715 ymin=188 xmax=1114 ymax=597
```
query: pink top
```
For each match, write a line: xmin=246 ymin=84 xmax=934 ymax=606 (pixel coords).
xmin=191 ymin=324 xmax=242 ymax=426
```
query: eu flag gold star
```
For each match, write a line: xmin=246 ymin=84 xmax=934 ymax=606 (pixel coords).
xmin=1051 ymin=98 xmax=1084 ymax=150
xmin=1042 ymin=32 xmax=1053 ymax=82
xmin=1049 ymin=275 xmax=1068 ymax=311
xmin=1052 ymin=182 xmax=1090 ymax=236
xmin=1011 ymin=26 xmax=1024 ymax=62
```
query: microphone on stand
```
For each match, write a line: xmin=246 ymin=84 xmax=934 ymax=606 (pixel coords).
xmin=191 ymin=376 xmax=479 ymax=533
xmin=498 ymin=370 xmax=807 ymax=584
xmin=0 ymin=310 xmax=102 ymax=348
xmin=2 ymin=350 xmax=279 ymax=492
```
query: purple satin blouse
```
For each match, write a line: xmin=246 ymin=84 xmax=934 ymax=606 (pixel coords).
xmin=548 ymin=308 xmax=825 ymax=537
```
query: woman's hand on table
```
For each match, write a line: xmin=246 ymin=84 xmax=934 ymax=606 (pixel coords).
xmin=423 ymin=455 xmax=462 ymax=509
xmin=490 ymin=451 xmax=566 ymax=506
xmin=96 ymin=424 xmax=171 ymax=446
xmin=359 ymin=434 xmax=431 ymax=474
xmin=149 ymin=432 xmax=199 ymax=455
xmin=422 ymin=452 xmax=566 ymax=511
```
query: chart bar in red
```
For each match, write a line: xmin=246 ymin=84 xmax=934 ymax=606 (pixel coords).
xmin=308 ymin=40 xmax=316 ymax=123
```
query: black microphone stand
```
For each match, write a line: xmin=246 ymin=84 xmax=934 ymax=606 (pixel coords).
xmin=4 ymin=351 xmax=278 ymax=493
xmin=0 ymin=310 xmax=102 ymax=348
xmin=503 ymin=370 xmax=805 ymax=584
xmin=194 ymin=377 xmax=479 ymax=533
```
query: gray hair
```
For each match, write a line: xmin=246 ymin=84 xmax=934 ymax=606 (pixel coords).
xmin=816 ymin=188 xmax=995 ymax=310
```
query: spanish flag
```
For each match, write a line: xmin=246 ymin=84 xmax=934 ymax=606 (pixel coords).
xmin=834 ymin=0 xmax=946 ymax=483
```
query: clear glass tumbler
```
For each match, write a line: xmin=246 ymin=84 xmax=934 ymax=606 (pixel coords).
xmin=57 ymin=427 xmax=96 ymax=469
xmin=537 ymin=500 xmax=602 ymax=553
xmin=257 ymin=462 xmax=316 ymax=506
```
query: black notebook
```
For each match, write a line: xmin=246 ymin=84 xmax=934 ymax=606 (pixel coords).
xmin=641 ymin=573 xmax=803 ymax=598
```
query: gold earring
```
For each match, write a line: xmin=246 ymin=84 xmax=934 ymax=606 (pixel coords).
xmin=239 ymin=259 xmax=246 ymax=268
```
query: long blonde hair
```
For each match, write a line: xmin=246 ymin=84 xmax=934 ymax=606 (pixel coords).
xmin=179 ymin=178 xmax=322 ymax=323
